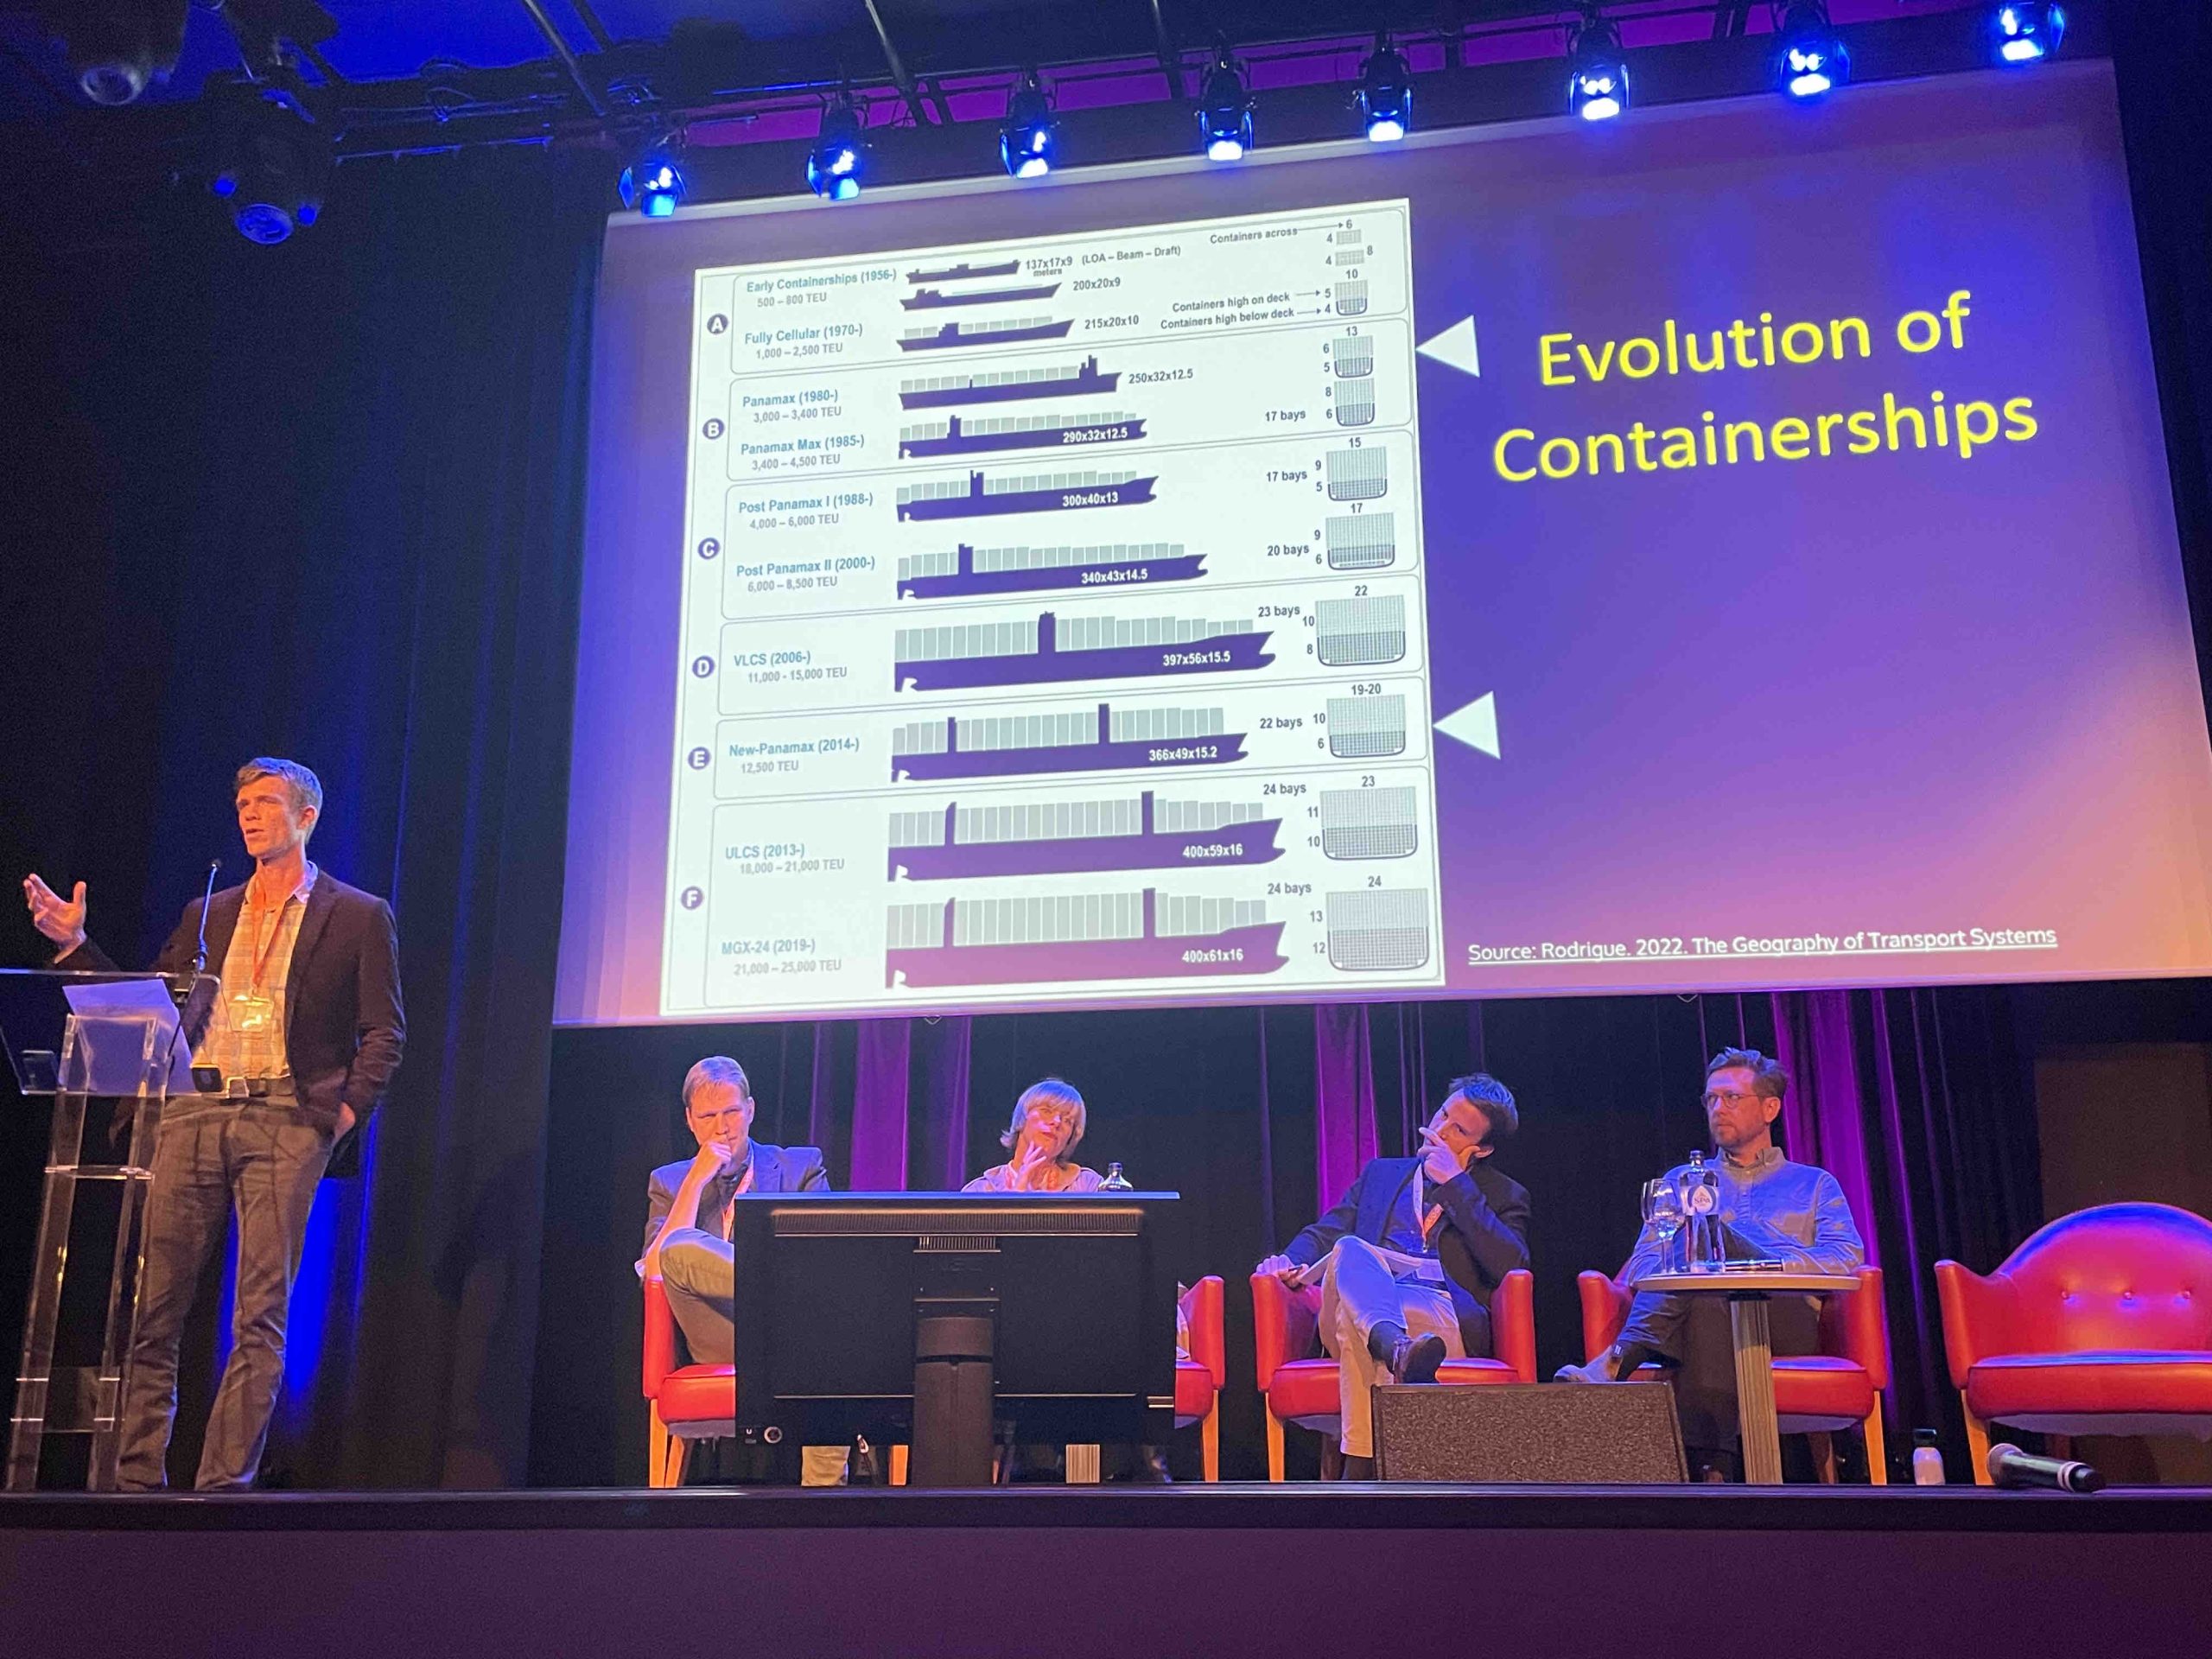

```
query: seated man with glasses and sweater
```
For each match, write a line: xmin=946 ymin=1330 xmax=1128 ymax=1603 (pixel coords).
xmin=1556 ymin=1046 xmax=1864 ymax=1478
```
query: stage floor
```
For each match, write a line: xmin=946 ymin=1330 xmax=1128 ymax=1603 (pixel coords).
xmin=5 ymin=1484 xmax=2209 ymax=1657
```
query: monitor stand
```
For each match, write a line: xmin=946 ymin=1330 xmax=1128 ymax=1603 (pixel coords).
xmin=911 ymin=1295 xmax=996 ymax=1487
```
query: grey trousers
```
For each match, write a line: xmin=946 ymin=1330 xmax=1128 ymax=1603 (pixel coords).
xmin=657 ymin=1227 xmax=847 ymax=1485
xmin=659 ymin=1226 xmax=738 ymax=1365
xmin=117 ymin=1100 xmax=334 ymax=1491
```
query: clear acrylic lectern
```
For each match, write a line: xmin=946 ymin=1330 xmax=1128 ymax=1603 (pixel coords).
xmin=1 ymin=968 xmax=213 ymax=1491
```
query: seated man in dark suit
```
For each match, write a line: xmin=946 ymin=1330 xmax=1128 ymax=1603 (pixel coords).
xmin=639 ymin=1056 xmax=828 ymax=1366
xmin=1256 ymin=1073 xmax=1531 ymax=1477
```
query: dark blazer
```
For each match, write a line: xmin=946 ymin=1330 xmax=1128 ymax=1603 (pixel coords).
xmin=61 ymin=872 xmax=405 ymax=1140
xmin=1283 ymin=1155 xmax=1532 ymax=1357
xmin=641 ymin=1142 xmax=830 ymax=1258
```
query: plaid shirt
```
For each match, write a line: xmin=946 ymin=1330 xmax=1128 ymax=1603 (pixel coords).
xmin=194 ymin=863 xmax=318 ymax=1083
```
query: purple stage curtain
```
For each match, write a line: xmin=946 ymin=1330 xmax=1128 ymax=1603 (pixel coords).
xmin=1773 ymin=992 xmax=1883 ymax=1266
xmin=805 ymin=1014 xmax=973 ymax=1191
xmin=1311 ymin=1001 xmax=1491 ymax=1203
xmin=913 ymin=1016 xmax=975 ymax=1192
xmin=849 ymin=1020 xmax=914 ymax=1192
xmin=1314 ymin=1004 xmax=1380 ymax=1204
xmin=1768 ymin=988 xmax=2042 ymax=1433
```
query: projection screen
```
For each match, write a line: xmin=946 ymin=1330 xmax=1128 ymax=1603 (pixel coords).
xmin=557 ymin=62 xmax=2212 ymax=1025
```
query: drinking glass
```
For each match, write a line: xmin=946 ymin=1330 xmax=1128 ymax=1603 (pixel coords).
xmin=1642 ymin=1177 xmax=1684 ymax=1271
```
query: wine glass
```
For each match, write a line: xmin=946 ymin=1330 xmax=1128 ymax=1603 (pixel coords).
xmin=1642 ymin=1177 xmax=1684 ymax=1271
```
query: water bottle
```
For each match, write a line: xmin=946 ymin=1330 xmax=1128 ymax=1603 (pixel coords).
xmin=1100 ymin=1161 xmax=1134 ymax=1192
xmin=1911 ymin=1428 xmax=1946 ymax=1485
xmin=1677 ymin=1152 xmax=1722 ymax=1271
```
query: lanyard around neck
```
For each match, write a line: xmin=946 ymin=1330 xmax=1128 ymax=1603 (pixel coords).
xmin=238 ymin=868 xmax=309 ymax=998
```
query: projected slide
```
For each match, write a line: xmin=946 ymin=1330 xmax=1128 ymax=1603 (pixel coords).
xmin=669 ymin=202 xmax=1440 ymax=1014
xmin=561 ymin=64 xmax=2212 ymax=1023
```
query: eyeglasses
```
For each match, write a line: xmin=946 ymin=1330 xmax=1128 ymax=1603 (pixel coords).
xmin=1701 ymin=1089 xmax=1758 ymax=1110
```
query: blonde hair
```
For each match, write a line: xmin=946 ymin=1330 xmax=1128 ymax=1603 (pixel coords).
xmin=1000 ymin=1077 xmax=1086 ymax=1156
xmin=683 ymin=1056 xmax=751 ymax=1109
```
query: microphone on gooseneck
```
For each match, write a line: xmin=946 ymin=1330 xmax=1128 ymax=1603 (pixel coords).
xmin=191 ymin=858 xmax=221 ymax=977
xmin=1986 ymin=1442 xmax=2106 ymax=1494
xmin=164 ymin=858 xmax=224 ymax=1064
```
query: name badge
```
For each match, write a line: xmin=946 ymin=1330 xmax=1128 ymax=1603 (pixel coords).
xmin=230 ymin=990 xmax=276 ymax=1033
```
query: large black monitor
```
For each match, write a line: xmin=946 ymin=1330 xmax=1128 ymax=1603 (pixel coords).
xmin=727 ymin=1192 xmax=1179 ymax=1485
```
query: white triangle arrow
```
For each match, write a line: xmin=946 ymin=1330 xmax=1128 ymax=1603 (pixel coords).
xmin=1436 ymin=692 xmax=1500 ymax=759
xmin=1416 ymin=315 xmax=1480 ymax=378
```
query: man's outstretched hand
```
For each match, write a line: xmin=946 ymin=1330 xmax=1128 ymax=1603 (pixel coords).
xmin=22 ymin=874 xmax=86 ymax=956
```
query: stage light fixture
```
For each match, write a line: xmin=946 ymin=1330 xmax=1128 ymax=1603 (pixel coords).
xmin=57 ymin=0 xmax=189 ymax=105
xmin=1992 ymin=3 xmax=2064 ymax=65
xmin=1356 ymin=35 xmax=1411 ymax=143
xmin=808 ymin=92 xmax=866 ymax=200
xmin=1566 ymin=8 xmax=1629 ymax=123
xmin=1774 ymin=1 xmax=1848 ymax=100
xmin=1197 ymin=47 xmax=1253 ymax=162
xmin=620 ymin=131 xmax=687 ymax=219
xmin=1000 ymin=68 xmax=1058 ymax=179
xmin=208 ymin=83 xmax=328 ymax=245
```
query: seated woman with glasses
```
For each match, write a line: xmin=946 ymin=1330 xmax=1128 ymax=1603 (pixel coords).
xmin=963 ymin=1077 xmax=1103 ymax=1193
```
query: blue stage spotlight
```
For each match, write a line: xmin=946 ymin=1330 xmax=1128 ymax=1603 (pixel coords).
xmin=1357 ymin=35 xmax=1411 ymax=143
xmin=618 ymin=132 xmax=687 ymax=219
xmin=61 ymin=0 xmax=188 ymax=105
xmin=208 ymin=83 xmax=327 ymax=245
xmin=1566 ymin=8 xmax=1629 ymax=123
xmin=1197 ymin=47 xmax=1253 ymax=162
xmin=808 ymin=92 xmax=866 ymax=200
xmin=1992 ymin=3 xmax=2065 ymax=65
xmin=1774 ymin=1 xmax=1848 ymax=100
xmin=1001 ymin=69 xmax=1057 ymax=178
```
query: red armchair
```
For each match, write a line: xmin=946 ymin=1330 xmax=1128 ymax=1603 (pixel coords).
xmin=1936 ymin=1201 xmax=2212 ymax=1482
xmin=1175 ymin=1275 xmax=1227 ymax=1481
xmin=1250 ymin=1268 xmax=1536 ymax=1480
xmin=1577 ymin=1266 xmax=1891 ymax=1483
xmin=642 ymin=1275 xmax=736 ymax=1488
xmin=645 ymin=1274 xmax=1223 ymax=1488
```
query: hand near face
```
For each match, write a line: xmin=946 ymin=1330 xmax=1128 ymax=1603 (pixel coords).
xmin=22 ymin=874 xmax=87 ymax=954
xmin=1418 ymin=1125 xmax=1465 ymax=1185
xmin=691 ymin=1139 xmax=737 ymax=1179
xmin=1008 ymin=1140 xmax=1056 ymax=1190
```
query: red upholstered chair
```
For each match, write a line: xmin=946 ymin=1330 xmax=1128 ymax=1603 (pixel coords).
xmin=1175 ymin=1275 xmax=1227 ymax=1481
xmin=642 ymin=1275 xmax=737 ymax=1488
xmin=1936 ymin=1202 xmax=2212 ymax=1482
xmin=1250 ymin=1268 xmax=1536 ymax=1480
xmin=1577 ymin=1266 xmax=1891 ymax=1483
xmin=644 ymin=1274 xmax=1216 ymax=1488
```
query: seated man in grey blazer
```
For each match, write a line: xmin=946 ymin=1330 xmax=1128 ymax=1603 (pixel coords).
xmin=639 ymin=1056 xmax=829 ymax=1367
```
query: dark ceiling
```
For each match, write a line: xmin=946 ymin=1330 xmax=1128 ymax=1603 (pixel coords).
xmin=2 ymin=3 xmax=1965 ymax=122
xmin=0 ymin=4 xmax=1554 ymax=112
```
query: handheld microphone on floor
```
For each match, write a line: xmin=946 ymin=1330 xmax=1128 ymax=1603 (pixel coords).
xmin=1986 ymin=1442 xmax=2105 ymax=1493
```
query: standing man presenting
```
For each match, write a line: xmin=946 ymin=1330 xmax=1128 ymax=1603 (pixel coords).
xmin=22 ymin=758 xmax=404 ymax=1491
